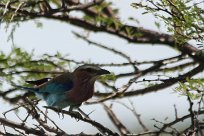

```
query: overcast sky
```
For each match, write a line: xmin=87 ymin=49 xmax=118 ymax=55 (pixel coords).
xmin=0 ymin=0 xmax=202 ymax=134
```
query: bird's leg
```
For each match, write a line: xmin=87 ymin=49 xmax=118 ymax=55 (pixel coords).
xmin=68 ymin=106 xmax=83 ymax=120
xmin=43 ymin=106 xmax=64 ymax=119
xmin=68 ymin=106 xmax=73 ymax=112
xmin=53 ymin=107 xmax=64 ymax=119
xmin=56 ymin=108 xmax=64 ymax=119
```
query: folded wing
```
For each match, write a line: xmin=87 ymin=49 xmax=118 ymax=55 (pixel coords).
xmin=27 ymin=73 xmax=74 ymax=94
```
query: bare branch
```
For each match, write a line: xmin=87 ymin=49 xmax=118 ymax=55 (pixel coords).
xmin=45 ymin=106 xmax=119 ymax=136
xmin=103 ymin=104 xmax=130 ymax=135
xmin=0 ymin=117 xmax=46 ymax=136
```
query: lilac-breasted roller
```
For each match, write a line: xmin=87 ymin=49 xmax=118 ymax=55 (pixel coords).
xmin=13 ymin=65 xmax=110 ymax=111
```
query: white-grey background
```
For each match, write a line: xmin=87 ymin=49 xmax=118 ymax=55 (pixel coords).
xmin=0 ymin=0 xmax=203 ymax=135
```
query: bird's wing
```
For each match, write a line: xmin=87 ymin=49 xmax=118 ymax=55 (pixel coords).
xmin=26 ymin=78 xmax=51 ymax=86
xmin=37 ymin=72 xmax=74 ymax=94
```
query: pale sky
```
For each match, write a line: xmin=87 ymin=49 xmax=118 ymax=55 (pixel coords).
xmin=0 ymin=0 xmax=201 ymax=134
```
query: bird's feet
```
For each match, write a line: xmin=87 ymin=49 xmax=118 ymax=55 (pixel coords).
xmin=69 ymin=111 xmax=83 ymax=121
xmin=43 ymin=106 xmax=83 ymax=120
xmin=43 ymin=106 xmax=65 ymax=119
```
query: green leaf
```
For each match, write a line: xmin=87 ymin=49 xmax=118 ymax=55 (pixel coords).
xmin=99 ymin=73 xmax=116 ymax=82
xmin=154 ymin=21 xmax=161 ymax=29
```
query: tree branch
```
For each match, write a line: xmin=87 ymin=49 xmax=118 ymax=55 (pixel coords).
xmin=0 ymin=117 xmax=46 ymax=136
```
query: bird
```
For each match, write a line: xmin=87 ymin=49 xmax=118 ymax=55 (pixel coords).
xmin=13 ymin=65 xmax=110 ymax=112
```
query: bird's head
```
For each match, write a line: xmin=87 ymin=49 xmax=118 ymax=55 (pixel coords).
xmin=73 ymin=65 xmax=110 ymax=80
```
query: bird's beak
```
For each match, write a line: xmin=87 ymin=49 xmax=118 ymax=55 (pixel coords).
xmin=97 ymin=69 xmax=110 ymax=75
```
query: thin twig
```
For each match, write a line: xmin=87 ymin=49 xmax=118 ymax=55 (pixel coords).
xmin=45 ymin=106 xmax=119 ymax=136
xmin=103 ymin=103 xmax=131 ymax=135
xmin=0 ymin=117 xmax=46 ymax=136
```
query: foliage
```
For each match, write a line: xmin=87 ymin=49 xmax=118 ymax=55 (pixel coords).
xmin=0 ymin=0 xmax=204 ymax=135
xmin=175 ymin=78 xmax=204 ymax=100
xmin=132 ymin=0 xmax=204 ymax=43
xmin=0 ymin=47 xmax=70 ymax=85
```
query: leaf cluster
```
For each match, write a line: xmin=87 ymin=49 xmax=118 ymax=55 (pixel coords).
xmin=175 ymin=78 xmax=204 ymax=100
xmin=132 ymin=0 xmax=204 ymax=43
xmin=0 ymin=47 xmax=69 ymax=85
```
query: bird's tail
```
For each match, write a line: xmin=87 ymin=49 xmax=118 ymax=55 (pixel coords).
xmin=12 ymin=83 xmax=38 ymax=93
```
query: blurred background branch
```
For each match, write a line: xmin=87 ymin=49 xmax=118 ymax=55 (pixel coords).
xmin=0 ymin=0 xmax=204 ymax=135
